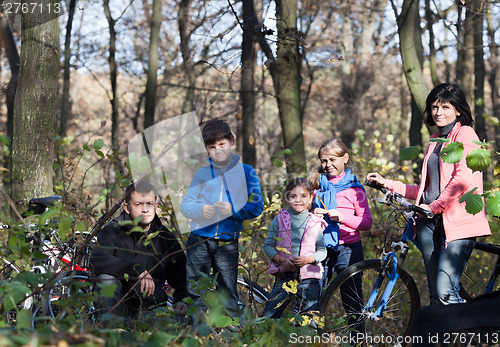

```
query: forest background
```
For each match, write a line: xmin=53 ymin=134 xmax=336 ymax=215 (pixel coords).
xmin=0 ymin=0 xmax=499 ymax=345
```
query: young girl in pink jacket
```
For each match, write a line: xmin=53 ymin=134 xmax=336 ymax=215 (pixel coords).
xmin=367 ymin=83 xmax=491 ymax=305
xmin=262 ymin=178 xmax=327 ymax=318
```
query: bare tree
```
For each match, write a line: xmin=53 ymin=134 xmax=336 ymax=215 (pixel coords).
xmin=144 ymin=0 xmax=161 ymax=129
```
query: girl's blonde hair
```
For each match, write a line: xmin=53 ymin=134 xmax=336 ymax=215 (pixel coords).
xmin=317 ymin=138 xmax=349 ymax=159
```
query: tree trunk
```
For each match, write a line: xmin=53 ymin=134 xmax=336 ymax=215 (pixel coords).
xmin=472 ymin=0 xmax=485 ymax=141
xmin=487 ymin=3 xmax=500 ymax=150
xmin=274 ymin=0 xmax=306 ymax=176
xmin=0 ymin=4 xmax=19 ymax=184
xmin=144 ymin=0 xmax=161 ymax=130
xmin=59 ymin=0 xmax=76 ymax=138
xmin=425 ymin=0 xmax=439 ymax=86
xmin=460 ymin=2 xmax=474 ymax=100
xmin=103 ymin=0 xmax=119 ymax=154
xmin=178 ymin=0 xmax=196 ymax=115
xmin=240 ymin=0 xmax=258 ymax=168
xmin=11 ymin=0 xmax=60 ymax=210
xmin=397 ymin=0 xmax=428 ymax=146
xmin=103 ymin=0 xmax=122 ymax=206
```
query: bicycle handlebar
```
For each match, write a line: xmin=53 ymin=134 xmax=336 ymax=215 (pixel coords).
xmin=364 ymin=180 xmax=434 ymax=219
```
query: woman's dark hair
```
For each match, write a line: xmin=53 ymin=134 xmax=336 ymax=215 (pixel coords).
xmin=425 ymin=83 xmax=473 ymax=127
xmin=284 ymin=178 xmax=312 ymax=202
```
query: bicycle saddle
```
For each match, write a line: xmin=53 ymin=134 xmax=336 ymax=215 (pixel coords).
xmin=29 ymin=195 xmax=62 ymax=208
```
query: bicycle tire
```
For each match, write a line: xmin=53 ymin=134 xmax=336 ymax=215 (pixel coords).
xmin=0 ymin=256 xmax=34 ymax=323
xmin=47 ymin=270 xmax=96 ymax=326
xmin=236 ymin=276 xmax=269 ymax=318
xmin=318 ymin=259 xmax=420 ymax=342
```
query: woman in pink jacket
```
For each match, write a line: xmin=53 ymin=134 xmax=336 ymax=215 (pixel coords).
xmin=367 ymin=83 xmax=491 ymax=305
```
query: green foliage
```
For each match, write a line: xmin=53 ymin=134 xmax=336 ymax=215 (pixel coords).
xmin=466 ymin=148 xmax=491 ymax=172
xmin=440 ymin=141 xmax=464 ymax=164
xmin=459 ymin=188 xmax=484 ymax=215
xmin=399 ymin=146 xmax=420 ymax=161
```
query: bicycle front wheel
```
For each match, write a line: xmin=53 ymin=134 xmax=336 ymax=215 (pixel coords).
xmin=237 ymin=276 xmax=269 ymax=318
xmin=318 ymin=259 xmax=420 ymax=342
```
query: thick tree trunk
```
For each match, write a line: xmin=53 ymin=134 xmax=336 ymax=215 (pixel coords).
xmin=240 ymin=0 xmax=258 ymax=168
xmin=59 ymin=0 xmax=76 ymax=138
xmin=460 ymin=2 xmax=474 ymax=100
xmin=472 ymin=0 xmax=485 ymax=141
xmin=397 ymin=0 xmax=428 ymax=146
xmin=144 ymin=0 xmax=161 ymax=130
xmin=11 ymin=0 xmax=60 ymax=210
xmin=275 ymin=0 xmax=306 ymax=176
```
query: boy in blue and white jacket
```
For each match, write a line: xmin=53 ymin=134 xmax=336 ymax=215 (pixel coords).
xmin=181 ymin=119 xmax=263 ymax=321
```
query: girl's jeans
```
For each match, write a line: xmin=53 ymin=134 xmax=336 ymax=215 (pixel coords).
xmin=417 ymin=215 xmax=475 ymax=305
xmin=262 ymin=272 xmax=320 ymax=318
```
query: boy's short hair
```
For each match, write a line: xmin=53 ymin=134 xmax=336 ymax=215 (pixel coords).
xmin=124 ymin=180 xmax=157 ymax=203
xmin=201 ymin=119 xmax=234 ymax=146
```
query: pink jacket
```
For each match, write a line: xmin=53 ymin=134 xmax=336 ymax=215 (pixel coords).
xmin=384 ymin=122 xmax=491 ymax=242
xmin=268 ymin=209 xmax=327 ymax=279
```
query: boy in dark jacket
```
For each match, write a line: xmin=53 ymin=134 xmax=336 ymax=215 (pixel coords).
xmin=181 ymin=119 xmax=263 ymax=321
xmin=91 ymin=180 xmax=188 ymax=319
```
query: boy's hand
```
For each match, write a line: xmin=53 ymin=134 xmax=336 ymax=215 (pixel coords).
xmin=201 ymin=204 xmax=215 ymax=218
xmin=214 ymin=201 xmax=232 ymax=216
xmin=293 ymin=256 xmax=315 ymax=267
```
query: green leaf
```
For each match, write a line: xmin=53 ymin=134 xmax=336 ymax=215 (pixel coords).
xmin=399 ymin=146 xmax=421 ymax=161
xmin=96 ymin=150 xmax=105 ymax=158
xmin=82 ymin=144 xmax=90 ymax=151
xmin=466 ymin=148 xmax=491 ymax=172
xmin=93 ymin=138 xmax=104 ymax=150
xmin=459 ymin=187 xmax=484 ymax=215
xmin=98 ymin=283 xmax=117 ymax=298
xmin=276 ymin=247 xmax=292 ymax=255
xmin=137 ymin=156 xmax=152 ymax=173
xmin=273 ymin=158 xmax=283 ymax=167
xmin=430 ymin=138 xmax=450 ymax=143
xmin=16 ymin=309 xmax=32 ymax=330
xmin=282 ymin=148 xmax=292 ymax=155
xmin=214 ymin=315 xmax=232 ymax=328
xmin=144 ymin=332 xmax=175 ymax=347
xmin=441 ymin=142 xmax=464 ymax=164
xmin=75 ymin=221 xmax=87 ymax=232
xmin=58 ymin=216 xmax=73 ymax=240
xmin=485 ymin=191 xmax=500 ymax=217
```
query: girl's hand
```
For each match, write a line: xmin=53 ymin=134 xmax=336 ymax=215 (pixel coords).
xmin=293 ymin=256 xmax=315 ymax=267
xmin=314 ymin=208 xmax=327 ymax=216
xmin=214 ymin=201 xmax=232 ymax=216
xmin=281 ymin=259 xmax=296 ymax=272
xmin=366 ymin=172 xmax=386 ymax=185
xmin=326 ymin=209 xmax=344 ymax=223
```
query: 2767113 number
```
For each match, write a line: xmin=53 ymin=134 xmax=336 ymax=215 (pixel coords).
xmin=4 ymin=2 xmax=61 ymax=14
xmin=442 ymin=332 xmax=499 ymax=345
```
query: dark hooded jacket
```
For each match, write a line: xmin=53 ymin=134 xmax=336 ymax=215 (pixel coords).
xmin=90 ymin=211 xmax=188 ymax=304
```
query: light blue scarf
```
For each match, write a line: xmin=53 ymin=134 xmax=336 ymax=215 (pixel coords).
xmin=313 ymin=169 xmax=364 ymax=248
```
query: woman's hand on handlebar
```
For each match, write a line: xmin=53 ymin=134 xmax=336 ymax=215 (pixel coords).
xmin=366 ymin=172 xmax=386 ymax=186
xmin=418 ymin=204 xmax=433 ymax=218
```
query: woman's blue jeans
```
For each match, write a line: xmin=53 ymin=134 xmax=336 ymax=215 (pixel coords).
xmin=416 ymin=215 xmax=475 ymax=305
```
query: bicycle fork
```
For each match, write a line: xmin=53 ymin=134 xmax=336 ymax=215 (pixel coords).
xmin=364 ymin=242 xmax=409 ymax=320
